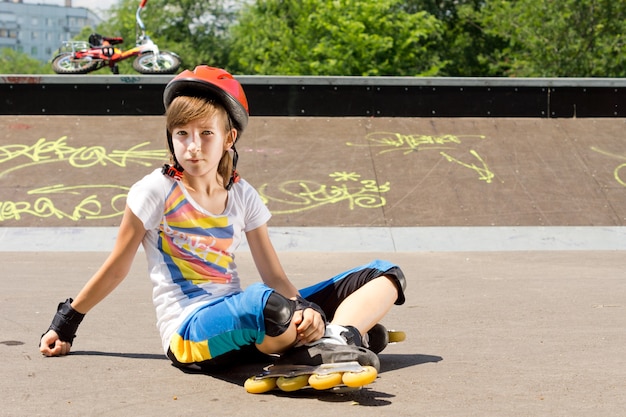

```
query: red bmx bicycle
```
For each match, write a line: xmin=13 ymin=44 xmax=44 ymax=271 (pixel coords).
xmin=51 ymin=0 xmax=181 ymax=75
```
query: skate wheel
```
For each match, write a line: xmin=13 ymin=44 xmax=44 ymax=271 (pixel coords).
xmin=388 ymin=330 xmax=406 ymax=343
xmin=308 ymin=372 xmax=343 ymax=390
xmin=244 ymin=376 xmax=277 ymax=394
xmin=276 ymin=375 xmax=309 ymax=392
xmin=342 ymin=366 xmax=377 ymax=388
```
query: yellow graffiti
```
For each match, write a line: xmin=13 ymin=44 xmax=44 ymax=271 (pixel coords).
xmin=258 ymin=172 xmax=389 ymax=214
xmin=0 ymin=136 xmax=167 ymax=178
xmin=329 ymin=171 xmax=362 ymax=182
xmin=0 ymin=184 xmax=129 ymax=221
xmin=347 ymin=131 xmax=494 ymax=183
xmin=590 ymin=146 xmax=626 ymax=187
xmin=347 ymin=132 xmax=486 ymax=155
xmin=440 ymin=150 xmax=495 ymax=183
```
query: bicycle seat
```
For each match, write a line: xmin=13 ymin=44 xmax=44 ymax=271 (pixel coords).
xmin=102 ymin=36 xmax=124 ymax=46
xmin=88 ymin=33 xmax=103 ymax=47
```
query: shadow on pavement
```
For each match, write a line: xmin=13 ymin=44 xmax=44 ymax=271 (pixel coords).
xmin=379 ymin=353 xmax=443 ymax=373
xmin=71 ymin=350 xmax=168 ymax=361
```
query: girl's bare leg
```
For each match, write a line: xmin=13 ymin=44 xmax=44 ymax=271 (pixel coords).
xmin=255 ymin=321 xmax=298 ymax=355
xmin=255 ymin=275 xmax=398 ymax=353
xmin=331 ymin=275 xmax=399 ymax=335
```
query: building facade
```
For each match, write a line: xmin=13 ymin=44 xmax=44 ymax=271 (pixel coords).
xmin=0 ymin=0 xmax=101 ymax=62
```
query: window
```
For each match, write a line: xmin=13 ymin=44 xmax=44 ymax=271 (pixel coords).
xmin=1 ymin=29 xmax=18 ymax=39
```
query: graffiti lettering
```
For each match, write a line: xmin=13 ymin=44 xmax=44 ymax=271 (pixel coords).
xmin=1 ymin=130 xmax=496 ymax=222
xmin=347 ymin=131 xmax=494 ymax=183
xmin=258 ymin=172 xmax=389 ymax=214
xmin=347 ymin=132 xmax=486 ymax=155
xmin=0 ymin=135 xmax=165 ymax=222
xmin=120 ymin=76 xmax=141 ymax=84
xmin=0 ymin=136 xmax=167 ymax=178
xmin=0 ymin=184 xmax=128 ymax=221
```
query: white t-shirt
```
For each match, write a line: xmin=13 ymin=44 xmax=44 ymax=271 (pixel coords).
xmin=127 ymin=169 xmax=271 ymax=353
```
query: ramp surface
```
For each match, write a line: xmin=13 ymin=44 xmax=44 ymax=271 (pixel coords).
xmin=1 ymin=116 xmax=625 ymax=227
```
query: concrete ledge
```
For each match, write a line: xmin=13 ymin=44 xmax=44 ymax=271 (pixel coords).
xmin=2 ymin=226 xmax=625 ymax=252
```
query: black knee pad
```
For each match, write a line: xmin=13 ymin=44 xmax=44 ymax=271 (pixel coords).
xmin=263 ymin=292 xmax=296 ymax=337
xmin=384 ymin=266 xmax=407 ymax=305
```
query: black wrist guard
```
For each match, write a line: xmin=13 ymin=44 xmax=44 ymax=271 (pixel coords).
xmin=47 ymin=298 xmax=85 ymax=345
xmin=294 ymin=295 xmax=327 ymax=324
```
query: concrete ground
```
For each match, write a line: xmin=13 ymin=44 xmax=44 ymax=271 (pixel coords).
xmin=1 ymin=244 xmax=625 ymax=417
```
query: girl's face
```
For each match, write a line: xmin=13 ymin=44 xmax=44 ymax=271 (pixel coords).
xmin=171 ymin=110 xmax=236 ymax=181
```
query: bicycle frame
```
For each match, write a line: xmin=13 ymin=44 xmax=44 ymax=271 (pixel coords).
xmin=58 ymin=0 xmax=153 ymax=67
xmin=52 ymin=0 xmax=179 ymax=74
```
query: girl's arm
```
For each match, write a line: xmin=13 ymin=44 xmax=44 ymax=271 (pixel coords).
xmin=245 ymin=224 xmax=298 ymax=298
xmin=246 ymin=224 xmax=325 ymax=344
xmin=39 ymin=205 xmax=146 ymax=356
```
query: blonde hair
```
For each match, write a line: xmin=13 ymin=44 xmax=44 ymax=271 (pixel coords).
xmin=166 ymin=95 xmax=236 ymax=187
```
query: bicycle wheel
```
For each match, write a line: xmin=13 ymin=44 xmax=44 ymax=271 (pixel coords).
xmin=133 ymin=51 xmax=181 ymax=74
xmin=51 ymin=53 xmax=100 ymax=74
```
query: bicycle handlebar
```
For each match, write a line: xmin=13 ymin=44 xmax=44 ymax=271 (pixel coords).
xmin=136 ymin=0 xmax=146 ymax=32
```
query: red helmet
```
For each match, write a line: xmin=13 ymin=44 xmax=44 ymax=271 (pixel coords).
xmin=163 ymin=65 xmax=249 ymax=133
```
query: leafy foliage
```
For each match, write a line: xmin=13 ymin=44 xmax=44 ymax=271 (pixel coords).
xmin=0 ymin=48 xmax=54 ymax=74
xmin=228 ymin=0 xmax=444 ymax=76
xmin=135 ymin=0 xmax=236 ymax=68
xmin=2 ymin=0 xmax=624 ymax=76
xmin=476 ymin=0 xmax=626 ymax=77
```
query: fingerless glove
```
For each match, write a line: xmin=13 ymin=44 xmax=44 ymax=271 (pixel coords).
xmin=45 ymin=298 xmax=85 ymax=345
xmin=294 ymin=295 xmax=327 ymax=324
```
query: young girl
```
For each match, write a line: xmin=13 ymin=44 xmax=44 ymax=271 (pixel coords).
xmin=39 ymin=66 xmax=406 ymax=378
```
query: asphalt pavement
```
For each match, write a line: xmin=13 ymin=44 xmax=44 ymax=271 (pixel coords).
xmin=2 ymin=234 xmax=625 ymax=416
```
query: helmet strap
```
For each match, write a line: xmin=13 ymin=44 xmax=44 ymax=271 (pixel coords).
xmin=225 ymin=144 xmax=239 ymax=190
xmin=163 ymin=129 xmax=184 ymax=180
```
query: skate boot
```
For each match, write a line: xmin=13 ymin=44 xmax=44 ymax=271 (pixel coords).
xmin=244 ymin=324 xmax=380 ymax=394
xmin=274 ymin=323 xmax=380 ymax=370
xmin=363 ymin=323 xmax=407 ymax=354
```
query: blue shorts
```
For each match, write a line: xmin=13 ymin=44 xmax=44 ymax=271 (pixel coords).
xmin=167 ymin=259 xmax=405 ymax=368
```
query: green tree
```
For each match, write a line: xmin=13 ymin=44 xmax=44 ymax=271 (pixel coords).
xmin=436 ymin=3 xmax=498 ymax=76
xmin=93 ymin=0 xmax=236 ymax=74
xmin=144 ymin=0 xmax=237 ymax=69
xmin=0 ymin=48 xmax=53 ymax=74
xmin=228 ymin=0 xmax=444 ymax=76
xmin=477 ymin=0 xmax=626 ymax=77
xmin=408 ymin=1 xmax=506 ymax=76
xmin=401 ymin=0 xmax=484 ymax=22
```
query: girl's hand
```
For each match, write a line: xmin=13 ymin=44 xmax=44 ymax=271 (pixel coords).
xmin=39 ymin=330 xmax=72 ymax=357
xmin=292 ymin=308 xmax=326 ymax=345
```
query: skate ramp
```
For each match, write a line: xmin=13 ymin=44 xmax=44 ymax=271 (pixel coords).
xmin=1 ymin=115 xmax=625 ymax=227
